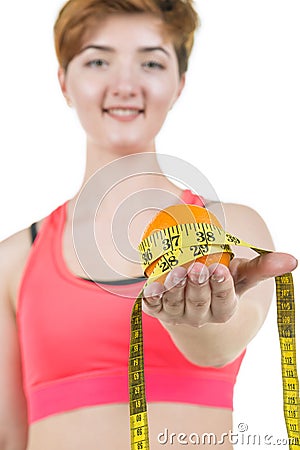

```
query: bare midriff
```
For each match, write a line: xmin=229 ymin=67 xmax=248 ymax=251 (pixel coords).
xmin=27 ymin=403 xmax=233 ymax=450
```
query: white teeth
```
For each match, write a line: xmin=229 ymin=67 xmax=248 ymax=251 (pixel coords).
xmin=107 ymin=108 xmax=140 ymax=116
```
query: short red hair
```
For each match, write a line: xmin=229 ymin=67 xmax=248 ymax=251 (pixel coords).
xmin=54 ymin=0 xmax=200 ymax=76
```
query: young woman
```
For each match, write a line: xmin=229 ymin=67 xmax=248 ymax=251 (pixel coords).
xmin=0 ymin=1 xmax=297 ymax=449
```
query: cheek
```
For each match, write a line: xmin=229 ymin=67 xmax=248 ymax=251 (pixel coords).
xmin=149 ymin=77 xmax=179 ymax=112
xmin=69 ymin=78 xmax=103 ymax=110
xmin=68 ymin=83 xmax=104 ymax=137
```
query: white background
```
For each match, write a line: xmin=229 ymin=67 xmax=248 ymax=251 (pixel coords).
xmin=0 ymin=0 xmax=299 ymax=447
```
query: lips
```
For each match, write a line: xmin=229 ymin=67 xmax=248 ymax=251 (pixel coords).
xmin=106 ymin=108 xmax=142 ymax=115
xmin=103 ymin=107 xmax=144 ymax=120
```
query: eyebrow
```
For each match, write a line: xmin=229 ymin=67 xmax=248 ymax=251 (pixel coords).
xmin=79 ymin=45 xmax=115 ymax=54
xmin=78 ymin=45 xmax=170 ymax=57
xmin=138 ymin=46 xmax=170 ymax=57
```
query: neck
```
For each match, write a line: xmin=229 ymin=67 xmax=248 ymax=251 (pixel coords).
xmin=82 ymin=139 xmax=159 ymax=183
xmin=70 ymin=140 xmax=183 ymax=217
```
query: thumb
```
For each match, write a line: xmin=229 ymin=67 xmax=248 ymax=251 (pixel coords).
xmin=230 ymin=252 xmax=298 ymax=296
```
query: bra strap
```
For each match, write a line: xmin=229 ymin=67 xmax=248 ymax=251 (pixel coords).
xmin=30 ymin=223 xmax=38 ymax=245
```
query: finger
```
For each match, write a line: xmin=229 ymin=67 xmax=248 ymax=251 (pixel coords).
xmin=164 ymin=266 xmax=187 ymax=291
xmin=162 ymin=267 xmax=187 ymax=318
xmin=143 ymin=282 xmax=164 ymax=315
xmin=209 ymin=264 xmax=237 ymax=323
xmin=184 ymin=262 xmax=211 ymax=324
xmin=230 ymin=252 xmax=298 ymax=296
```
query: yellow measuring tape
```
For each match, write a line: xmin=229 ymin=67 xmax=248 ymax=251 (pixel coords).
xmin=129 ymin=221 xmax=299 ymax=449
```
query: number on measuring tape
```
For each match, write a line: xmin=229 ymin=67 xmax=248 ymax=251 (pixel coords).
xmin=142 ymin=249 xmax=153 ymax=265
xmin=189 ymin=244 xmax=209 ymax=257
xmin=196 ymin=231 xmax=215 ymax=243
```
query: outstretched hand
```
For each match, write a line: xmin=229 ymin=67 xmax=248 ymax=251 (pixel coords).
xmin=142 ymin=253 xmax=297 ymax=328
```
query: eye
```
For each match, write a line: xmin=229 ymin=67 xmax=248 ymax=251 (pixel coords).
xmin=86 ymin=59 xmax=108 ymax=68
xmin=142 ymin=60 xmax=165 ymax=70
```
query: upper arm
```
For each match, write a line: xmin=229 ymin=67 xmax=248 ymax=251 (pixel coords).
xmin=222 ymin=202 xmax=275 ymax=256
xmin=0 ymin=236 xmax=29 ymax=448
xmin=207 ymin=202 xmax=276 ymax=341
xmin=223 ymin=202 xmax=275 ymax=332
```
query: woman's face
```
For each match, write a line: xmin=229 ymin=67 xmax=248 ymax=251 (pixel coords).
xmin=59 ymin=13 xmax=185 ymax=154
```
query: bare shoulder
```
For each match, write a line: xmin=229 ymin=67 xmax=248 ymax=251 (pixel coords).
xmin=0 ymin=228 xmax=32 ymax=271
xmin=0 ymin=222 xmax=42 ymax=312
xmin=207 ymin=201 xmax=275 ymax=257
xmin=0 ymin=229 xmax=35 ymax=444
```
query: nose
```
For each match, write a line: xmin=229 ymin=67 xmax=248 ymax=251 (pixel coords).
xmin=110 ymin=65 xmax=140 ymax=99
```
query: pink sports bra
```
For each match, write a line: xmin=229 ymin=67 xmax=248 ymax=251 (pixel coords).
xmin=17 ymin=190 xmax=245 ymax=424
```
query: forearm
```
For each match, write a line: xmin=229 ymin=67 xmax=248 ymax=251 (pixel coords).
xmin=161 ymin=278 xmax=274 ymax=367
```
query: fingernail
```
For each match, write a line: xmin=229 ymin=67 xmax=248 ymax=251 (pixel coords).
xmin=174 ymin=276 xmax=186 ymax=287
xmin=190 ymin=269 xmax=207 ymax=284
xmin=153 ymin=293 xmax=163 ymax=301
xmin=211 ymin=274 xmax=225 ymax=283
xmin=198 ymin=271 xmax=208 ymax=284
xmin=188 ymin=269 xmax=198 ymax=283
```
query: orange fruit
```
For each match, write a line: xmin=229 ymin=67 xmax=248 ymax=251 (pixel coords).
xmin=141 ymin=204 xmax=231 ymax=283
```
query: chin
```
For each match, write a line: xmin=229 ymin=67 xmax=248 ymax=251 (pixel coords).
xmin=109 ymin=139 xmax=153 ymax=155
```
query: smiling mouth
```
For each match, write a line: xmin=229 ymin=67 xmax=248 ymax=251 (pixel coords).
xmin=103 ymin=108 xmax=144 ymax=118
